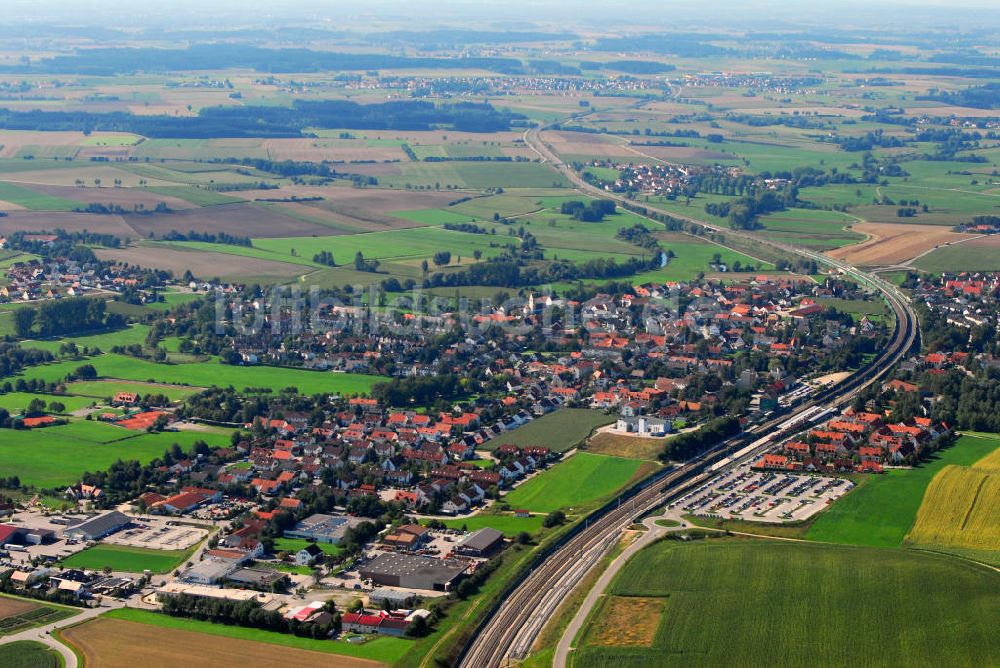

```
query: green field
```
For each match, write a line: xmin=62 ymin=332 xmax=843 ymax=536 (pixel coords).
xmin=103 ymin=608 xmax=412 ymax=663
xmin=0 ymin=641 xmax=62 ymax=667
xmin=14 ymin=353 xmax=386 ymax=396
xmin=573 ymin=539 xmax=1000 ymax=668
xmin=62 ymin=543 xmax=192 ymax=574
xmin=806 ymin=433 xmax=1000 ymax=547
xmin=481 ymin=408 xmax=615 ymax=453
xmin=0 ymin=419 xmax=232 ymax=488
xmin=503 ymin=452 xmax=650 ymax=514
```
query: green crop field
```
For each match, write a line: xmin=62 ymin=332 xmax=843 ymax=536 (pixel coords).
xmin=573 ymin=539 xmax=1000 ymax=668
xmin=481 ymin=408 xmax=616 ymax=453
xmin=0 ymin=420 xmax=232 ymax=488
xmin=0 ymin=641 xmax=62 ymax=668
xmin=14 ymin=353 xmax=386 ymax=396
xmin=914 ymin=241 xmax=1000 ymax=273
xmin=103 ymin=608 xmax=413 ymax=663
xmin=503 ymin=452 xmax=650 ymax=514
xmin=62 ymin=544 xmax=192 ymax=574
xmin=806 ymin=433 xmax=1000 ymax=547
xmin=393 ymin=207 xmax=479 ymax=225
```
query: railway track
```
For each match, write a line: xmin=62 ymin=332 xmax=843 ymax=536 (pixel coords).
xmin=456 ymin=128 xmax=919 ymax=668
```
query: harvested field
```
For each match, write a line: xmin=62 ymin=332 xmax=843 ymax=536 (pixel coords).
xmin=94 ymin=245 xmax=303 ymax=279
xmin=543 ymin=130 xmax=634 ymax=157
xmin=826 ymin=223 xmax=974 ymax=266
xmin=0 ymin=596 xmax=38 ymax=621
xmin=262 ymin=138 xmax=407 ymax=162
xmin=0 ymin=211 xmax=138 ymax=237
xmin=630 ymin=144 xmax=732 ymax=162
xmin=122 ymin=202 xmax=334 ymax=238
xmin=588 ymin=596 xmax=665 ymax=647
xmin=61 ymin=617 xmax=383 ymax=668
xmin=586 ymin=429 xmax=666 ymax=461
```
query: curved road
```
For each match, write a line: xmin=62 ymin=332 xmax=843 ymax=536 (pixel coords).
xmin=457 ymin=127 xmax=919 ymax=668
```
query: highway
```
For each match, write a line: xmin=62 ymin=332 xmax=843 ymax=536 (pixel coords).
xmin=457 ymin=127 xmax=920 ymax=668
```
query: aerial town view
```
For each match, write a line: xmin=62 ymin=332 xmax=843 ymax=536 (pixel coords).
xmin=0 ymin=0 xmax=998 ymax=666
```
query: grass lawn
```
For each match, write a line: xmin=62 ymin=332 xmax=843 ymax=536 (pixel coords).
xmin=481 ymin=408 xmax=615 ymax=453
xmin=427 ymin=513 xmax=545 ymax=537
xmin=503 ymin=452 xmax=652 ymax=514
xmin=573 ymin=539 xmax=1000 ymax=667
xmin=103 ymin=608 xmax=413 ymax=663
xmin=0 ymin=641 xmax=62 ymax=668
xmin=0 ymin=420 xmax=232 ymax=488
xmin=806 ymin=433 xmax=1000 ymax=547
xmin=62 ymin=544 xmax=192 ymax=574
xmin=272 ymin=537 xmax=344 ymax=557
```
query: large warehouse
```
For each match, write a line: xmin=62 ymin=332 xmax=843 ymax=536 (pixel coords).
xmin=359 ymin=553 xmax=467 ymax=592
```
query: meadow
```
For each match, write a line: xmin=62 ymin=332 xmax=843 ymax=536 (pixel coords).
xmin=806 ymin=433 xmax=1000 ymax=547
xmin=481 ymin=408 xmax=616 ymax=453
xmin=62 ymin=544 xmax=192 ymax=574
xmin=14 ymin=353 xmax=387 ymax=396
xmin=573 ymin=539 xmax=1000 ymax=668
xmin=503 ymin=452 xmax=652 ymax=514
xmin=0 ymin=420 xmax=232 ymax=488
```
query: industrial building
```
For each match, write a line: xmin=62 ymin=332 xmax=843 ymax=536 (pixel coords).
xmin=64 ymin=511 xmax=131 ymax=541
xmin=284 ymin=513 xmax=365 ymax=545
xmin=454 ymin=527 xmax=505 ymax=557
xmin=359 ymin=553 xmax=467 ymax=591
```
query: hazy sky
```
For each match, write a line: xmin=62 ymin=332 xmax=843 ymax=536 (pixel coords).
xmin=3 ymin=0 xmax=998 ymax=31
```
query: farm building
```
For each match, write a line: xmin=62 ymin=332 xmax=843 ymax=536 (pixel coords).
xmin=359 ymin=553 xmax=467 ymax=591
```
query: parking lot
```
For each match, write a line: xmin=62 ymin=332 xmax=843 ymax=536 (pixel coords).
xmin=672 ymin=465 xmax=854 ymax=523
xmin=105 ymin=517 xmax=207 ymax=551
